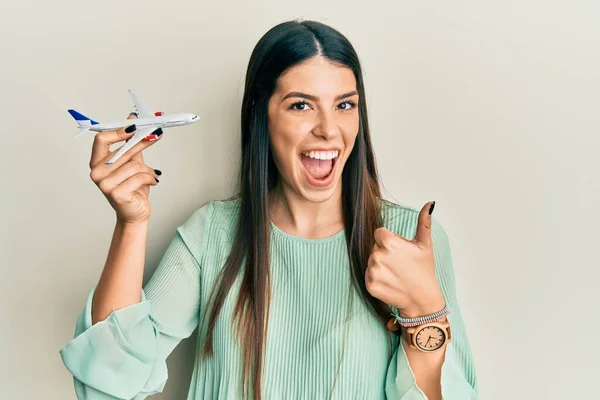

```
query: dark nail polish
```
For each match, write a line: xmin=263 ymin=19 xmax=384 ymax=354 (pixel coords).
xmin=125 ymin=124 xmax=136 ymax=133
xmin=155 ymin=178 xmax=159 ymax=183
xmin=429 ymin=201 xmax=436 ymax=215
xmin=153 ymin=127 xmax=163 ymax=136
xmin=154 ymin=169 xmax=162 ymax=176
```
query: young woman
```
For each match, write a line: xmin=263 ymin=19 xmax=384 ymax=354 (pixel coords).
xmin=60 ymin=20 xmax=478 ymax=400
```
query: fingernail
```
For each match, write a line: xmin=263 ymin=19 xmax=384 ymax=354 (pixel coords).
xmin=154 ymin=169 xmax=162 ymax=176
xmin=144 ymin=128 xmax=163 ymax=141
xmin=429 ymin=201 xmax=436 ymax=215
xmin=155 ymin=178 xmax=160 ymax=183
xmin=125 ymin=124 xmax=136 ymax=133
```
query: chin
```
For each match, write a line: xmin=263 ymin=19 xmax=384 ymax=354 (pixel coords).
xmin=297 ymin=182 xmax=340 ymax=203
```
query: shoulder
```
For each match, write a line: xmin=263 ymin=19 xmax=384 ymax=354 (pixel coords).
xmin=377 ymin=198 xmax=449 ymax=244
xmin=178 ymin=196 xmax=240 ymax=231
xmin=175 ymin=196 xmax=241 ymax=261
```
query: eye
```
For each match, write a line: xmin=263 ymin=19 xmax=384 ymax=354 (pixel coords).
xmin=289 ymin=101 xmax=311 ymax=111
xmin=338 ymin=100 xmax=356 ymax=110
xmin=288 ymin=99 xmax=358 ymax=111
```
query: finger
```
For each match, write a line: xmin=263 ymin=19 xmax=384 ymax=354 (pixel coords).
xmin=112 ymin=172 xmax=158 ymax=200
xmin=101 ymin=127 xmax=163 ymax=167
xmin=374 ymin=226 xmax=405 ymax=250
xmin=366 ymin=267 xmax=398 ymax=300
xmin=137 ymin=183 xmax=150 ymax=199
xmin=90 ymin=119 xmax=138 ymax=168
xmin=99 ymin=161 xmax=159 ymax=192
xmin=373 ymin=227 xmax=389 ymax=248
xmin=134 ymin=174 xmax=152 ymax=200
xmin=414 ymin=201 xmax=435 ymax=249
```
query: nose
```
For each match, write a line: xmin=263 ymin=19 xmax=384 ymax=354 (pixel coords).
xmin=315 ymin=110 xmax=340 ymax=139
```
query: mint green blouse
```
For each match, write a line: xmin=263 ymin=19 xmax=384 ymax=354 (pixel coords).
xmin=59 ymin=198 xmax=478 ymax=399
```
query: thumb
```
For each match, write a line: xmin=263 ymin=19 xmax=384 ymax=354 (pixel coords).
xmin=414 ymin=201 xmax=435 ymax=248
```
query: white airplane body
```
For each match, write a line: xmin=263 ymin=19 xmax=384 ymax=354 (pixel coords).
xmin=68 ymin=89 xmax=199 ymax=164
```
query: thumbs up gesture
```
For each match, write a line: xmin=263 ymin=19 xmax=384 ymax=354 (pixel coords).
xmin=365 ymin=201 xmax=445 ymax=318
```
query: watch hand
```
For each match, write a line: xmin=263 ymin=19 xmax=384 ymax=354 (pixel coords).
xmin=425 ymin=336 xmax=432 ymax=347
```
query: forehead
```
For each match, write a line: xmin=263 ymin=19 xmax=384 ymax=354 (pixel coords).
xmin=275 ymin=56 xmax=356 ymax=97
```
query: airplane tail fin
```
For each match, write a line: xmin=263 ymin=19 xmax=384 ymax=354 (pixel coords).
xmin=74 ymin=126 xmax=91 ymax=138
xmin=68 ymin=109 xmax=99 ymax=137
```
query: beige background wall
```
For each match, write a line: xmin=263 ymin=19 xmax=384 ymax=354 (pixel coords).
xmin=1 ymin=1 xmax=598 ymax=399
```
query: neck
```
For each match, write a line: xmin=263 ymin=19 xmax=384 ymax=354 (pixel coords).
xmin=268 ymin=181 xmax=344 ymax=239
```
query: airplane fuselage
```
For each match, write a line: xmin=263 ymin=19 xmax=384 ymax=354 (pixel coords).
xmin=90 ymin=113 xmax=198 ymax=132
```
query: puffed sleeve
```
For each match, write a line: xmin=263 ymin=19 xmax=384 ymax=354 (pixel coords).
xmin=385 ymin=217 xmax=479 ymax=399
xmin=59 ymin=201 xmax=214 ymax=400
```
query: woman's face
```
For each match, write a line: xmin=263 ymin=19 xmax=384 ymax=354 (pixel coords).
xmin=267 ymin=55 xmax=360 ymax=203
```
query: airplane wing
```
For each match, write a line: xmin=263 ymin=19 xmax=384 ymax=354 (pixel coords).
xmin=105 ymin=126 xmax=156 ymax=165
xmin=128 ymin=90 xmax=154 ymax=118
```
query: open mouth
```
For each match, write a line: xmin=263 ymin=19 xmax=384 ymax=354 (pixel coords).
xmin=299 ymin=153 xmax=339 ymax=183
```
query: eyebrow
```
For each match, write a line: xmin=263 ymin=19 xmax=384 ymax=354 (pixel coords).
xmin=281 ymin=90 xmax=359 ymax=103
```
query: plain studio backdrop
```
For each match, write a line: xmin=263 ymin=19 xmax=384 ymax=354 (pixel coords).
xmin=1 ymin=1 xmax=598 ymax=399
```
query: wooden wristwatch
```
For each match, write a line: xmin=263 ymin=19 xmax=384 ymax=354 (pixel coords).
xmin=401 ymin=320 xmax=451 ymax=352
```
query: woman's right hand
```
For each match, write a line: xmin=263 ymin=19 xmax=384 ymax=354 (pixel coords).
xmin=89 ymin=114 xmax=163 ymax=225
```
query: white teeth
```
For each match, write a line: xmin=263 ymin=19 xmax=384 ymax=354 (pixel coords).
xmin=301 ymin=150 xmax=339 ymax=160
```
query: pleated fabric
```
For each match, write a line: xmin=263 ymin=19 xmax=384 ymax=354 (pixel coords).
xmin=60 ymin=198 xmax=478 ymax=399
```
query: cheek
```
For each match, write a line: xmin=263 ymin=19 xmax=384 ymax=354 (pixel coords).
xmin=344 ymin=111 xmax=360 ymax=130
xmin=341 ymin=117 xmax=360 ymax=148
xmin=270 ymin=117 xmax=310 ymax=154
xmin=268 ymin=130 xmax=300 ymax=175
xmin=278 ymin=113 xmax=314 ymax=137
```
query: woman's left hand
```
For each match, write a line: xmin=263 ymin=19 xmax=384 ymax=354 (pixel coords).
xmin=365 ymin=201 xmax=445 ymax=318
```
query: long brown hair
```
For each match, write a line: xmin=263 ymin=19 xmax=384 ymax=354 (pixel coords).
xmin=199 ymin=19 xmax=394 ymax=399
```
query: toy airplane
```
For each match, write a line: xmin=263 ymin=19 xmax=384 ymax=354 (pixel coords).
xmin=68 ymin=89 xmax=199 ymax=164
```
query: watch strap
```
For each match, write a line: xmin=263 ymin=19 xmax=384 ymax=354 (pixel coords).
xmin=389 ymin=304 xmax=450 ymax=327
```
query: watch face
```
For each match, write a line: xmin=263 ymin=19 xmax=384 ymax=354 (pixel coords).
xmin=415 ymin=325 xmax=446 ymax=351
